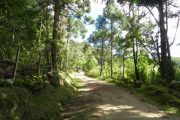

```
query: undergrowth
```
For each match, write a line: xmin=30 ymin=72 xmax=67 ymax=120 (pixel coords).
xmin=113 ymin=81 xmax=180 ymax=115
xmin=0 ymin=72 xmax=79 ymax=120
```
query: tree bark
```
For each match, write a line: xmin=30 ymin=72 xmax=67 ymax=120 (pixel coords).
xmin=51 ymin=0 xmax=61 ymax=71
xmin=37 ymin=16 xmax=43 ymax=76
xmin=110 ymin=19 xmax=113 ymax=79
xmin=132 ymin=39 xmax=139 ymax=84
xmin=65 ymin=17 xmax=71 ymax=72
xmin=100 ymin=39 xmax=104 ymax=77
xmin=158 ymin=0 xmax=174 ymax=83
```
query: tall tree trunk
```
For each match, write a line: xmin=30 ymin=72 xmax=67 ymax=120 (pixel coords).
xmin=65 ymin=17 xmax=71 ymax=73
xmin=65 ymin=36 xmax=69 ymax=72
xmin=37 ymin=17 xmax=43 ymax=76
xmin=132 ymin=39 xmax=139 ymax=84
xmin=51 ymin=0 xmax=61 ymax=71
xmin=158 ymin=0 xmax=174 ymax=83
xmin=110 ymin=19 xmax=113 ymax=79
xmin=100 ymin=39 xmax=104 ymax=77
xmin=13 ymin=46 xmax=21 ymax=80
xmin=45 ymin=11 xmax=51 ymax=71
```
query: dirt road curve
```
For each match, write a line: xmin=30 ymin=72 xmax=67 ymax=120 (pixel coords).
xmin=62 ymin=72 xmax=179 ymax=120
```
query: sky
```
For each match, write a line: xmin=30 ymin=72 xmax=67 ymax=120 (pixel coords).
xmin=78 ymin=0 xmax=180 ymax=57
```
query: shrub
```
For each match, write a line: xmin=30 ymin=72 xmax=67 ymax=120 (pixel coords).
xmin=14 ymin=76 xmax=45 ymax=92
xmin=47 ymin=71 xmax=64 ymax=86
xmin=140 ymin=84 xmax=180 ymax=106
xmin=0 ymin=79 xmax=13 ymax=87
xmin=84 ymin=56 xmax=98 ymax=72
xmin=0 ymin=84 xmax=76 ymax=120
xmin=86 ymin=67 xmax=100 ymax=78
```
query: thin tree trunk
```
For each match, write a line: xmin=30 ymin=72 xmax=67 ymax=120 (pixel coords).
xmin=13 ymin=46 xmax=21 ymax=80
xmin=132 ymin=39 xmax=139 ymax=84
xmin=66 ymin=17 xmax=71 ymax=73
xmin=37 ymin=17 xmax=43 ymax=75
xmin=155 ymin=37 xmax=161 ymax=64
xmin=37 ymin=52 xmax=42 ymax=76
xmin=100 ymin=39 xmax=104 ymax=77
xmin=110 ymin=19 xmax=113 ymax=79
xmin=65 ymin=37 xmax=69 ymax=72
xmin=45 ymin=11 xmax=51 ymax=71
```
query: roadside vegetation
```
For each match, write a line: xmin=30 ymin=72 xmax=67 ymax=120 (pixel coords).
xmin=84 ymin=0 xmax=180 ymax=115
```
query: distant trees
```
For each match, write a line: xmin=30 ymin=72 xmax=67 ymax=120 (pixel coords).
xmin=87 ymin=0 xmax=180 ymax=85
xmin=117 ymin=0 xmax=177 ymax=83
xmin=0 ymin=0 xmax=179 ymax=85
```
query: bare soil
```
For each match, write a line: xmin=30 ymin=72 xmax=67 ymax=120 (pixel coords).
xmin=62 ymin=72 xmax=179 ymax=120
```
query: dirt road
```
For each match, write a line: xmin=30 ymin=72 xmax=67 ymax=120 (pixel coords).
xmin=62 ymin=72 xmax=179 ymax=120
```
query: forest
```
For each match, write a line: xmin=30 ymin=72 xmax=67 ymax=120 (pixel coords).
xmin=0 ymin=0 xmax=180 ymax=119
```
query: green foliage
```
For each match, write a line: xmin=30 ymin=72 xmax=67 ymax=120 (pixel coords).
xmin=84 ymin=56 xmax=98 ymax=72
xmin=86 ymin=67 xmax=100 ymax=78
xmin=23 ymin=85 xmax=75 ymax=120
xmin=0 ymin=79 xmax=78 ymax=119
xmin=175 ymin=67 xmax=180 ymax=81
xmin=47 ymin=70 xmax=63 ymax=87
xmin=0 ymin=80 xmax=13 ymax=87
xmin=140 ymin=84 xmax=180 ymax=107
xmin=0 ymin=87 xmax=29 ymax=120
xmin=14 ymin=76 xmax=45 ymax=92
xmin=169 ymin=81 xmax=180 ymax=91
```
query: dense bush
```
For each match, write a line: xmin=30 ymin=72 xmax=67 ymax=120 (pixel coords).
xmin=86 ymin=67 xmax=100 ymax=78
xmin=0 ymin=87 xmax=29 ymax=120
xmin=0 ymin=79 xmax=13 ymax=87
xmin=140 ymin=84 xmax=180 ymax=107
xmin=84 ymin=56 xmax=98 ymax=72
xmin=47 ymin=71 xmax=65 ymax=86
xmin=0 ymin=82 xmax=77 ymax=120
xmin=14 ymin=76 xmax=45 ymax=92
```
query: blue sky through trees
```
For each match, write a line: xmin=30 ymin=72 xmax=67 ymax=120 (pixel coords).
xmin=78 ymin=0 xmax=180 ymax=57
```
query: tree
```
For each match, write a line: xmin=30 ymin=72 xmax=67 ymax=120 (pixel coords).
xmin=117 ymin=0 xmax=175 ymax=83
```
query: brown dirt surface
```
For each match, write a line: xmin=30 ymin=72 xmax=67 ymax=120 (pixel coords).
xmin=61 ymin=72 xmax=180 ymax=120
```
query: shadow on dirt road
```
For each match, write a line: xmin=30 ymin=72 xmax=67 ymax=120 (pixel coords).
xmin=61 ymin=72 xmax=179 ymax=120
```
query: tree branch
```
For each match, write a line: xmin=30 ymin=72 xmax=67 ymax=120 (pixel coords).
xmin=170 ymin=17 xmax=180 ymax=46
xmin=146 ymin=6 xmax=159 ymax=26
xmin=139 ymin=40 xmax=159 ymax=65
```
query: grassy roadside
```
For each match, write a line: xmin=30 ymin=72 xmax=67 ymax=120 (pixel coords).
xmin=112 ymin=82 xmax=180 ymax=115
xmin=0 ymin=73 xmax=80 ymax=120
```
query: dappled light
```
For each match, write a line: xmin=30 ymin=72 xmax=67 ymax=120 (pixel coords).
xmin=96 ymin=104 xmax=165 ymax=119
xmin=61 ymin=72 xmax=180 ymax=120
xmin=1 ymin=0 xmax=180 ymax=119
xmin=79 ymin=87 xmax=91 ymax=92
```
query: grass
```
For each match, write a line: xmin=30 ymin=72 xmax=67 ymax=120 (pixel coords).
xmin=23 ymin=84 xmax=76 ymax=120
xmin=112 ymin=81 xmax=180 ymax=115
xmin=0 ymin=73 xmax=79 ymax=120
